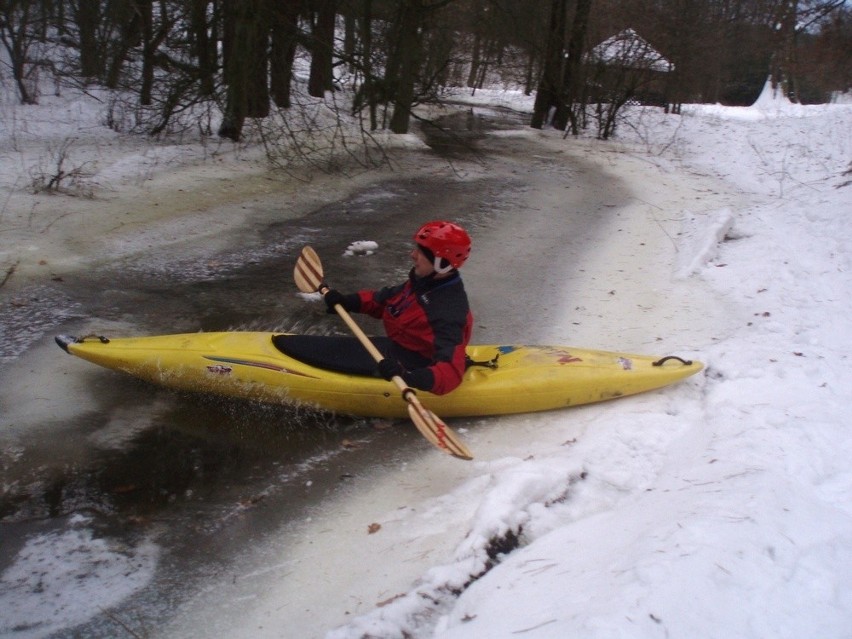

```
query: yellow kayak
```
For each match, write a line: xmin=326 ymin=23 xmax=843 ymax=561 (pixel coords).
xmin=55 ymin=332 xmax=703 ymax=418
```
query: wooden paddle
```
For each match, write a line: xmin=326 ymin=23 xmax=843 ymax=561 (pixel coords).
xmin=294 ymin=246 xmax=473 ymax=460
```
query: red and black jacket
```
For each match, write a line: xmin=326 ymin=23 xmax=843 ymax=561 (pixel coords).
xmin=348 ymin=270 xmax=472 ymax=395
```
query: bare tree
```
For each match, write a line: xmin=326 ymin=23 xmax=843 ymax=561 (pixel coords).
xmin=6 ymin=0 xmax=851 ymax=157
xmin=0 ymin=0 xmax=40 ymax=104
xmin=767 ymin=0 xmax=846 ymax=102
xmin=189 ymin=0 xmax=217 ymax=96
xmin=351 ymin=0 xmax=382 ymax=129
xmin=219 ymin=0 xmax=270 ymax=140
xmin=797 ymin=3 xmax=851 ymax=101
xmin=75 ymin=0 xmax=102 ymax=80
xmin=104 ymin=0 xmax=142 ymax=90
xmin=530 ymin=0 xmax=567 ymax=128
xmin=270 ymin=0 xmax=302 ymax=108
xmin=553 ymin=0 xmax=593 ymax=132
xmin=307 ymin=0 xmax=336 ymax=97
xmin=383 ymin=0 xmax=455 ymax=134
xmin=478 ymin=0 xmax=549 ymax=96
xmin=386 ymin=0 xmax=424 ymax=133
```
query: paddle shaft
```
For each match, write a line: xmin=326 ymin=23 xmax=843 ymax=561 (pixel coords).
xmin=319 ymin=285 xmax=410 ymax=395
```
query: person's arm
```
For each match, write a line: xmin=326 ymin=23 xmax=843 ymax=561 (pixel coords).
xmin=420 ymin=321 xmax=469 ymax=394
xmin=420 ymin=283 xmax=471 ymax=395
xmin=356 ymin=282 xmax=406 ymax=319
xmin=377 ymin=318 xmax=469 ymax=395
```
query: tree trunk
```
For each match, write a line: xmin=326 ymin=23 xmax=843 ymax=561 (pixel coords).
xmin=308 ymin=0 xmax=336 ymax=97
xmin=139 ymin=0 xmax=154 ymax=105
xmin=270 ymin=0 xmax=301 ymax=108
xmin=343 ymin=8 xmax=355 ymax=74
xmin=770 ymin=0 xmax=800 ymax=102
xmin=0 ymin=0 xmax=37 ymax=104
xmin=105 ymin=0 xmax=142 ymax=90
xmin=246 ymin=0 xmax=270 ymax=118
xmin=220 ymin=0 xmax=270 ymax=139
xmin=389 ymin=0 xmax=422 ymax=134
xmin=530 ymin=0 xmax=567 ymax=129
xmin=190 ymin=0 xmax=216 ymax=97
xmin=355 ymin=0 xmax=380 ymax=130
xmin=76 ymin=0 xmax=101 ymax=80
xmin=524 ymin=48 xmax=536 ymax=96
xmin=553 ymin=0 xmax=592 ymax=132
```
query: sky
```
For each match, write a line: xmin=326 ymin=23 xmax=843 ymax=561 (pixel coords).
xmin=1 ymin=73 xmax=851 ymax=638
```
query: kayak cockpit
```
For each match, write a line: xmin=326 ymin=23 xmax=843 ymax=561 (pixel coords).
xmin=272 ymin=334 xmax=386 ymax=376
xmin=271 ymin=335 xmax=502 ymax=377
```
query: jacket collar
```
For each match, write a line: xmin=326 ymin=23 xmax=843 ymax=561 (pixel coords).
xmin=409 ymin=268 xmax=461 ymax=291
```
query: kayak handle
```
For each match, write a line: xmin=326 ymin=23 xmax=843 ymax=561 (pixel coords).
xmin=652 ymin=355 xmax=693 ymax=367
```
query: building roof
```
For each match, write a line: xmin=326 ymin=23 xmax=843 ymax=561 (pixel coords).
xmin=587 ymin=29 xmax=674 ymax=73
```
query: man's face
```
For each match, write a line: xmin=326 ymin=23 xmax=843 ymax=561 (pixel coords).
xmin=410 ymin=245 xmax=435 ymax=278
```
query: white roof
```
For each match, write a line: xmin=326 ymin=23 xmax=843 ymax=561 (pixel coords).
xmin=587 ymin=28 xmax=674 ymax=72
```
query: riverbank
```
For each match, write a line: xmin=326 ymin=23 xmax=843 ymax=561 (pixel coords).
xmin=0 ymin=123 xmax=433 ymax=292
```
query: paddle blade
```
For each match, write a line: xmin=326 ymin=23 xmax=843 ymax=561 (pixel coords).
xmin=407 ymin=403 xmax=473 ymax=461
xmin=294 ymin=246 xmax=324 ymax=293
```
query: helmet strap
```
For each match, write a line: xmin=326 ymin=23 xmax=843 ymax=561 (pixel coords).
xmin=433 ymin=257 xmax=454 ymax=275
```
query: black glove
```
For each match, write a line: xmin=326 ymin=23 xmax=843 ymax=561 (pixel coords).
xmin=377 ymin=360 xmax=435 ymax=392
xmin=377 ymin=358 xmax=404 ymax=381
xmin=324 ymin=289 xmax=346 ymax=314
xmin=401 ymin=367 xmax=434 ymax=392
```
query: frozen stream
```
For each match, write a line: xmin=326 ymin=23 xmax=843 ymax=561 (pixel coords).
xmin=0 ymin=110 xmax=744 ymax=638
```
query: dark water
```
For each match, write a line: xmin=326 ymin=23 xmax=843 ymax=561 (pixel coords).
xmin=0 ymin=110 xmax=527 ymax=637
xmin=418 ymin=103 xmax=530 ymax=157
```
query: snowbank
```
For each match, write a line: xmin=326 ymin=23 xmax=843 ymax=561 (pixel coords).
xmin=322 ymin=89 xmax=852 ymax=638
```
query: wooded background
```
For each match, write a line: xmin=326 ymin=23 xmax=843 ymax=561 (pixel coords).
xmin=2 ymin=0 xmax=849 ymax=142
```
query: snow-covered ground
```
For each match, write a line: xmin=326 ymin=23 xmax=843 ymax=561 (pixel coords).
xmin=1 ymin=81 xmax=851 ymax=639
xmin=318 ymin=86 xmax=852 ymax=639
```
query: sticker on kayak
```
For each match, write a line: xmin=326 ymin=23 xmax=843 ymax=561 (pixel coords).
xmin=203 ymin=356 xmax=320 ymax=378
xmin=206 ymin=364 xmax=233 ymax=375
xmin=542 ymin=347 xmax=583 ymax=364
xmin=618 ymin=357 xmax=633 ymax=370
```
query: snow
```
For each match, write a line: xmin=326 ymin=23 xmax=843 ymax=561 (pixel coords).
xmin=2 ymin=77 xmax=851 ymax=639
xmin=0 ymin=515 xmax=159 ymax=637
xmin=344 ymin=240 xmax=380 ymax=257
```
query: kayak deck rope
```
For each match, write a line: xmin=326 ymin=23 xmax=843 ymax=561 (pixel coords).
xmin=79 ymin=334 xmax=111 ymax=344
xmin=652 ymin=355 xmax=693 ymax=367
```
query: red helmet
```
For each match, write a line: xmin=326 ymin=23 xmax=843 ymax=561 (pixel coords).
xmin=414 ymin=221 xmax=472 ymax=271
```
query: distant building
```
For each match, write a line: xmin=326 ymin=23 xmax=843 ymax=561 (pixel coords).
xmin=585 ymin=29 xmax=673 ymax=106
xmin=587 ymin=29 xmax=674 ymax=73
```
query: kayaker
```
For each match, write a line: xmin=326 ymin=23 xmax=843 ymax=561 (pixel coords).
xmin=323 ymin=220 xmax=472 ymax=395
